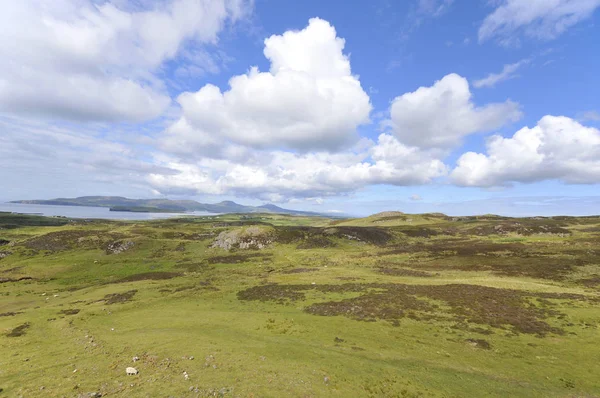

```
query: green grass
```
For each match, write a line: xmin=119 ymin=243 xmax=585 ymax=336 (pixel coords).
xmin=1 ymin=212 xmax=599 ymax=397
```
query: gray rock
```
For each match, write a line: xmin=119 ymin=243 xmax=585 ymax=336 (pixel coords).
xmin=106 ymin=241 xmax=134 ymax=255
xmin=0 ymin=251 xmax=12 ymax=259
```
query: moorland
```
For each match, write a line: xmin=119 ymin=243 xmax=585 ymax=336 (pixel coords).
xmin=1 ymin=210 xmax=599 ymax=397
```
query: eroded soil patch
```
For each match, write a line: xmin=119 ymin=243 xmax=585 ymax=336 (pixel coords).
xmin=376 ymin=267 xmax=435 ymax=277
xmin=0 ymin=276 xmax=33 ymax=283
xmin=59 ymin=309 xmax=80 ymax=315
xmin=101 ymin=290 xmax=137 ymax=305
xmin=112 ymin=272 xmax=182 ymax=283
xmin=205 ymin=253 xmax=272 ymax=264
xmin=0 ymin=311 xmax=22 ymax=317
xmin=6 ymin=323 xmax=30 ymax=337
xmin=283 ymin=268 xmax=319 ymax=274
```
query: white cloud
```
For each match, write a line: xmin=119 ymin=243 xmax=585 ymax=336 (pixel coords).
xmin=165 ymin=18 xmax=371 ymax=152
xmin=410 ymin=194 xmax=423 ymax=201
xmin=149 ymin=134 xmax=447 ymax=200
xmin=0 ymin=0 xmax=250 ymax=122
xmin=580 ymin=110 xmax=600 ymax=121
xmin=479 ymin=0 xmax=600 ymax=45
xmin=451 ymin=116 xmax=600 ymax=187
xmin=0 ymin=116 xmax=172 ymax=199
xmin=399 ymin=0 xmax=455 ymax=39
xmin=151 ymin=18 xmax=453 ymax=201
xmin=385 ymin=73 xmax=522 ymax=149
xmin=473 ymin=59 xmax=530 ymax=88
xmin=418 ymin=0 xmax=454 ymax=17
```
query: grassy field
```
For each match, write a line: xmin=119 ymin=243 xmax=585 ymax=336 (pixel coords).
xmin=1 ymin=211 xmax=599 ymax=397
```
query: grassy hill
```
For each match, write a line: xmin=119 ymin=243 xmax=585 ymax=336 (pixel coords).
xmin=1 ymin=212 xmax=599 ymax=396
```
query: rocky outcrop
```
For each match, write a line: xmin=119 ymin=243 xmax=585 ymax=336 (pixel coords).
xmin=106 ymin=240 xmax=134 ymax=255
xmin=212 ymin=227 xmax=272 ymax=251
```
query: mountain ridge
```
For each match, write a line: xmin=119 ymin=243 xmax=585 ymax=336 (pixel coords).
xmin=10 ymin=196 xmax=325 ymax=217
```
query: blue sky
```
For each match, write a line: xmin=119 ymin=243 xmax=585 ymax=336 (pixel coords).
xmin=0 ymin=0 xmax=599 ymax=216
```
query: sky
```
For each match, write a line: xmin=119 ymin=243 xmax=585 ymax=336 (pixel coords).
xmin=0 ymin=0 xmax=599 ymax=217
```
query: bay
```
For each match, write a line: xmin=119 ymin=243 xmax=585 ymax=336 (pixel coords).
xmin=0 ymin=202 xmax=219 ymax=220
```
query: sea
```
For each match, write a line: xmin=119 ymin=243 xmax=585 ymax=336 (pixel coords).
xmin=0 ymin=202 xmax=219 ymax=221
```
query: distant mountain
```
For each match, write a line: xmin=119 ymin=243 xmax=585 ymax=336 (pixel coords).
xmin=10 ymin=196 xmax=325 ymax=217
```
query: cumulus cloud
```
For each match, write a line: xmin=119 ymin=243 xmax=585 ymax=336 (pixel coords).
xmin=385 ymin=73 xmax=522 ymax=149
xmin=0 ymin=0 xmax=249 ymax=122
xmin=451 ymin=116 xmax=600 ymax=187
xmin=151 ymin=18 xmax=454 ymax=201
xmin=149 ymin=134 xmax=447 ymax=200
xmin=473 ymin=59 xmax=530 ymax=88
xmin=479 ymin=0 xmax=600 ymax=45
xmin=164 ymin=17 xmax=372 ymax=152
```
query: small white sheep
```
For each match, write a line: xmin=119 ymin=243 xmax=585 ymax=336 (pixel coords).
xmin=183 ymin=371 xmax=189 ymax=381
xmin=126 ymin=367 xmax=138 ymax=375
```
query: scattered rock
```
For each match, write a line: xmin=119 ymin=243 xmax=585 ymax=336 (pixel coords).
xmin=211 ymin=227 xmax=272 ymax=251
xmin=106 ymin=240 xmax=134 ymax=255
xmin=466 ymin=339 xmax=492 ymax=350
xmin=132 ymin=356 xmax=139 ymax=362
xmin=0 ymin=250 xmax=12 ymax=259
xmin=78 ymin=392 xmax=102 ymax=398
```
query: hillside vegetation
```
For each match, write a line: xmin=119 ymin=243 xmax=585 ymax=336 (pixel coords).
xmin=1 ymin=212 xmax=599 ymax=397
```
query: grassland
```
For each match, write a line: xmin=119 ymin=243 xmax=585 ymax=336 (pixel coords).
xmin=0 ymin=211 xmax=599 ymax=397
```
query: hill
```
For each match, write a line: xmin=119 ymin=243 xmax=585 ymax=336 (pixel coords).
xmin=1 ymin=211 xmax=599 ymax=396
xmin=11 ymin=196 xmax=324 ymax=217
